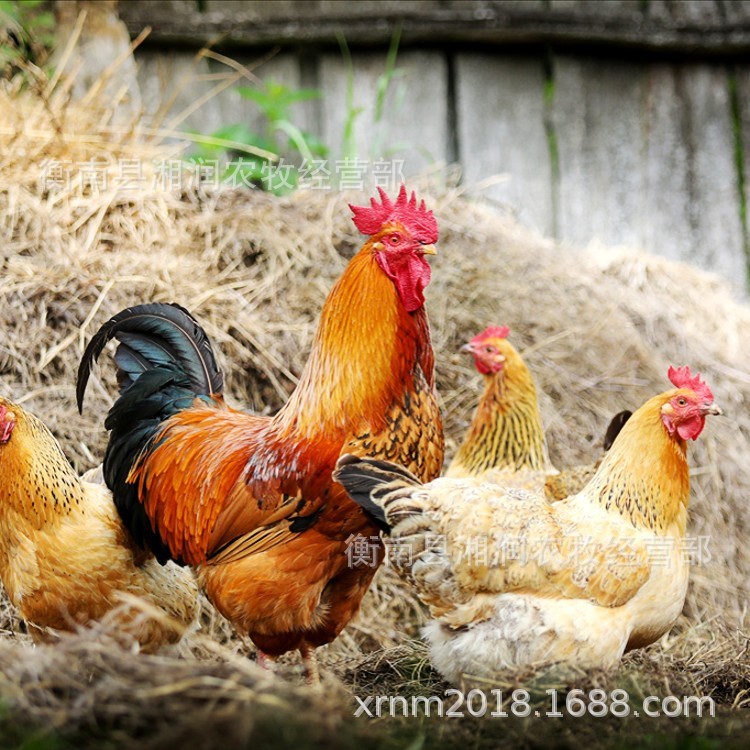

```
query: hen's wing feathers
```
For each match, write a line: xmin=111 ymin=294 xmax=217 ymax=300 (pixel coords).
xmin=335 ymin=456 xmax=651 ymax=617
xmin=394 ymin=485 xmax=651 ymax=617
xmin=402 ymin=484 xmax=650 ymax=608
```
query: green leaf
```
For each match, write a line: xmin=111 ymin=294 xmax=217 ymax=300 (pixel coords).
xmin=300 ymin=132 xmax=329 ymax=158
xmin=32 ymin=10 xmax=55 ymax=30
xmin=277 ymin=88 xmax=321 ymax=107
xmin=237 ymin=86 xmax=272 ymax=107
xmin=374 ymin=22 xmax=402 ymax=124
xmin=211 ymin=123 xmax=257 ymax=145
xmin=273 ymin=120 xmax=316 ymax=162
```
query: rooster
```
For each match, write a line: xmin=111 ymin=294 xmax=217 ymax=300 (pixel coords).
xmin=448 ymin=325 xmax=631 ymax=501
xmin=335 ymin=366 xmax=721 ymax=683
xmin=0 ymin=397 xmax=199 ymax=651
xmin=76 ymin=187 xmax=444 ymax=681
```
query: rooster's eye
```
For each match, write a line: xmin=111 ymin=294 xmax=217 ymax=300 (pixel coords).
xmin=677 ymin=398 xmax=687 ymax=407
xmin=484 ymin=346 xmax=495 ymax=354
xmin=389 ymin=234 xmax=400 ymax=245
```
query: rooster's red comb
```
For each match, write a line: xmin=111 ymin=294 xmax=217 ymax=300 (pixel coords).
xmin=349 ymin=185 xmax=438 ymax=243
xmin=471 ymin=326 xmax=511 ymax=345
xmin=667 ymin=365 xmax=713 ymax=402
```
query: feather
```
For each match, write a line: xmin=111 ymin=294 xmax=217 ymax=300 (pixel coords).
xmin=334 ymin=455 xmax=422 ymax=530
xmin=77 ymin=303 xmax=223 ymax=412
xmin=112 ymin=344 xmax=152 ymax=391
xmin=602 ymin=410 xmax=633 ymax=452
xmin=77 ymin=305 xmax=223 ymax=564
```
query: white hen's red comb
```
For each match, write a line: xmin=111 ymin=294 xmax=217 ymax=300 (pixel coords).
xmin=668 ymin=365 xmax=713 ymax=402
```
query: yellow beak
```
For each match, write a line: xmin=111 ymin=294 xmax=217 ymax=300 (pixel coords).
xmin=420 ymin=244 xmax=437 ymax=256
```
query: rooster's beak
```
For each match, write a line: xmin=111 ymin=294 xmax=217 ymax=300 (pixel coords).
xmin=460 ymin=343 xmax=474 ymax=354
xmin=419 ymin=244 xmax=437 ymax=256
xmin=702 ymin=403 xmax=723 ymax=416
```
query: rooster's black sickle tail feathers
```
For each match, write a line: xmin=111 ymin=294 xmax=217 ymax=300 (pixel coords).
xmin=76 ymin=303 xmax=224 ymax=563
xmin=76 ymin=302 xmax=223 ymax=412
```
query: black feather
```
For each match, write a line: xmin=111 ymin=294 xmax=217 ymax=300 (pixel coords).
xmin=103 ymin=366 xmax=199 ymax=563
xmin=112 ymin=345 xmax=152 ymax=391
xmin=334 ymin=455 xmax=422 ymax=533
xmin=77 ymin=302 xmax=223 ymax=413
xmin=288 ymin=506 xmax=324 ymax=533
xmin=76 ymin=303 xmax=224 ymax=564
xmin=603 ymin=410 xmax=633 ymax=452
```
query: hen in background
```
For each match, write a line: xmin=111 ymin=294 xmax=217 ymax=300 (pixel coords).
xmin=447 ymin=325 xmax=630 ymax=501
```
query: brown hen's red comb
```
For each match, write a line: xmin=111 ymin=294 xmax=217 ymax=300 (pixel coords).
xmin=349 ymin=185 xmax=438 ymax=243
xmin=472 ymin=326 xmax=510 ymax=345
xmin=668 ymin=365 xmax=714 ymax=402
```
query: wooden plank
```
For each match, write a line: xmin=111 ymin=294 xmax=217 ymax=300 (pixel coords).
xmin=204 ymin=0 xmax=319 ymax=18
xmin=552 ymin=57 xmax=746 ymax=288
xmin=637 ymin=63 xmax=697 ymax=265
xmin=205 ymin=1 xmax=437 ymax=17
xmin=136 ymin=50 xmax=308 ymax=147
xmin=552 ymin=56 xmax=645 ymax=249
xmin=317 ymin=50 xmax=449 ymax=184
xmin=136 ymin=50 xmax=227 ymax=137
xmin=735 ymin=65 xmax=750 ymax=276
xmin=668 ymin=65 xmax=746 ymax=284
xmin=549 ymin=0 xmax=642 ymax=19
xmin=647 ymin=0 xmax=725 ymax=25
xmin=210 ymin=53 xmax=309 ymax=137
xmin=454 ymin=54 xmax=553 ymax=236
xmin=642 ymin=64 xmax=746 ymax=285
xmin=117 ymin=0 xmax=750 ymax=55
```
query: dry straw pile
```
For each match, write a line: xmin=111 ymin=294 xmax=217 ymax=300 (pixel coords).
xmin=1 ymin=54 xmax=749 ymax=747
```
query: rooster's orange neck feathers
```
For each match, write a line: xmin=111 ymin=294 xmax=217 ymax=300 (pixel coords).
xmin=586 ymin=393 xmax=690 ymax=533
xmin=277 ymin=243 xmax=432 ymax=440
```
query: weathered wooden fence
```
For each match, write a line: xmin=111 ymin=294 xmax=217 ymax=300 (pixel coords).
xmin=112 ymin=0 xmax=750 ymax=291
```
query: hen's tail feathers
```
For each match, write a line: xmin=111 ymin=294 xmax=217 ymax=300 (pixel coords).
xmin=602 ymin=410 xmax=633 ymax=452
xmin=76 ymin=303 xmax=223 ymax=412
xmin=76 ymin=303 xmax=223 ymax=564
xmin=334 ymin=455 xmax=424 ymax=533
